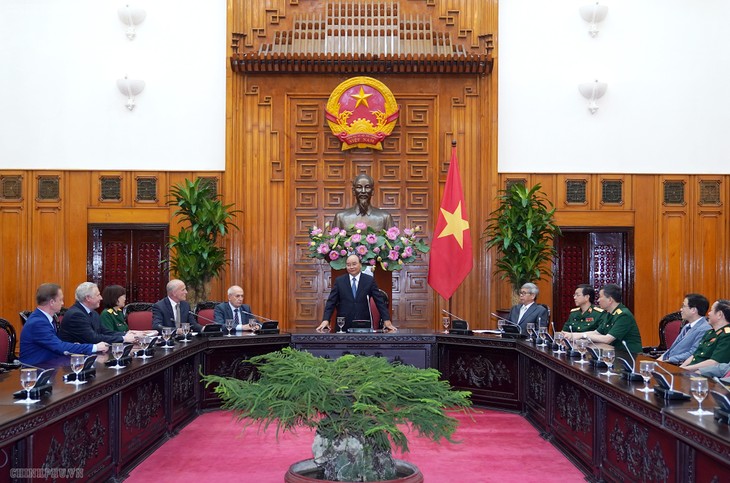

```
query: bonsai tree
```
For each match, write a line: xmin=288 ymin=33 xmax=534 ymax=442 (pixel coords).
xmin=167 ymin=178 xmax=239 ymax=306
xmin=203 ymin=347 xmax=472 ymax=481
xmin=483 ymin=183 xmax=561 ymax=299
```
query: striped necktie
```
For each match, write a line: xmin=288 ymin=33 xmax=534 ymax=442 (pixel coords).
xmin=351 ymin=277 xmax=358 ymax=298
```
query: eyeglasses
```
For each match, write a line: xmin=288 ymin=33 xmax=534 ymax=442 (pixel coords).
xmin=518 ymin=291 xmax=532 ymax=296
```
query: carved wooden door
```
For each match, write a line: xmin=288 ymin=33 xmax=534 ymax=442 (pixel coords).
xmin=553 ymin=230 xmax=634 ymax=330
xmin=87 ymin=225 xmax=168 ymax=303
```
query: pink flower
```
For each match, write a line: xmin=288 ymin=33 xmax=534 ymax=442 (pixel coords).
xmin=318 ymin=244 xmax=330 ymax=254
xmin=340 ymin=250 xmax=347 ymax=256
xmin=351 ymin=234 xmax=362 ymax=243
xmin=329 ymin=251 xmax=339 ymax=260
xmin=340 ymin=230 xmax=347 ymax=237
xmin=402 ymin=246 xmax=413 ymax=258
xmin=344 ymin=241 xmax=351 ymax=248
xmin=366 ymin=234 xmax=377 ymax=244
xmin=404 ymin=228 xmax=412 ymax=236
xmin=386 ymin=226 xmax=400 ymax=240
xmin=373 ymin=247 xmax=380 ymax=254
xmin=329 ymin=227 xmax=340 ymax=236
xmin=356 ymin=245 xmax=368 ymax=255
xmin=311 ymin=227 xmax=323 ymax=236
xmin=328 ymin=238 xmax=336 ymax=245
xmin=383 ymin=261 xmax=389 ymax=268
xmin=369 ymin=259 xmax=376 ymax=265
xmin=388 ymin=250 xmax=399 ymax=261
xmin=354 ymin=222 xmax=367 ymax=230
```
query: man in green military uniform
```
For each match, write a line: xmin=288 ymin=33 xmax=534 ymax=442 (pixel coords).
xmin=681 ymin=299 xmax=730 ymax=371
xmin=567 ymin=283 xmax=643 ymax=353
xmin=563 ymin=284 xmax=606 ymax=332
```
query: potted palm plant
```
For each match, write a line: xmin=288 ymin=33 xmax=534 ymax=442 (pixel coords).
xmin=483 ymin=182 xmax=561 ymax=301
xmin=202 ymin=347 xmax=472 ymax=482
xmin=166 ymin=178 xmax=239 ymax=306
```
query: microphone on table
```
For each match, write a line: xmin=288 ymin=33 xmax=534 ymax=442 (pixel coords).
xmin=189 ymin=312 xmax=216 ymax=325
xmin=241 ymin=310 xmax=275 ymax=322
xmin=442 ymin=309 xmax=468 ymax=328
xmin=490 ymin=313 xmax=522 ymax=336
xmin=653 ymin=361 xmax=690 ymax=399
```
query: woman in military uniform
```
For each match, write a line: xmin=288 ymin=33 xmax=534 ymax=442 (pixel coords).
xmin=681 ymin=299 xmax=730 ymax=371
xmin=564 ymin=284 xmax=606 ymax=333
xmin=100 ymin=285 xmax=129 ymax=332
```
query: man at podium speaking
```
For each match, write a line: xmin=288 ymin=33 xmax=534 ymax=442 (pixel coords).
xmin=316 ymin=254 xmax=396 ymax=333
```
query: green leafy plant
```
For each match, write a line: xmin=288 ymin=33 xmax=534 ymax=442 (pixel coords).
xmin=167 ymin=178 xmax=239 ymax=305
xmin=483 ymin=183 xmax=561 ymax=295
xmin=203 ymin=347 xmax=471 ymax=481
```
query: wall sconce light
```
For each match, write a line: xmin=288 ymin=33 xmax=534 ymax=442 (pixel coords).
xmin=117 ymin=76 xmax=145 ymax=111
xmin=579 ymin=2 xmax=608 ymax=37
xmin=118 ymin=5 xmax=146 ymax=40
xmin=578 ymin=80 xmax=607 ymax=114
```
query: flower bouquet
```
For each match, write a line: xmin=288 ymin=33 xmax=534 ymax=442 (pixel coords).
xmin=308 ymin=222 xmax=429 ymax=271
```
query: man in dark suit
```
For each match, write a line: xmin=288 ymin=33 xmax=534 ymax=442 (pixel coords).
xmin=508 ymin=283 xmax=549 ymax=336
xmin=317 ymin=254 xmax=396 ymax=332
xmin=214 ymin=285 xmax=255 ymax=329
xmin=20 ymin=283 xmax=108 ymax=366
xmin=152 ymin=279 xmax=203 ymax=333
xmin=59 ymin=282 xmax=136 ymax=345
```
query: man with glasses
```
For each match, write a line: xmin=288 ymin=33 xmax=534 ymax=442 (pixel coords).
xmin=658 ymin=294 xmax=710 ymax=365
xmin=563 ymin=284 xmax=606 ymax=333
xmin=508 ymin=283 xmax=549 ymax=336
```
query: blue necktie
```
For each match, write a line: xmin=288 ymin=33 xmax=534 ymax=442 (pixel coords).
xmin=676 ymin=323 xmax=690 ymax=342
xmin=351 ymin=277 xmax=357 ymax=298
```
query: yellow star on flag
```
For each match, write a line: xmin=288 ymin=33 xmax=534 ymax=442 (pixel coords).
xmin=437 ymin=202 xmax=469 ymax=248
xmin=352 ymin=87 xmax=372 ymax=108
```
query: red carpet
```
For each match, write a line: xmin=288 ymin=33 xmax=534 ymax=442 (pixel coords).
xmin=126 ymin=410 xmax=585 ymax=482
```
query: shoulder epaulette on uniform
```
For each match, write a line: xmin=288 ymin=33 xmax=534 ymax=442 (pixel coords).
xmin=614 ymin=308 xmax=623 ymax=315
xmin=724 ymin=326 xmax=730 ymax=334
xmin=571 ymin=307 xmax=580 ymax=312
xmin=106 ymin=308 xmax=114 ymax=314
xmin=593 ymin=307 xmax=604 ymax=312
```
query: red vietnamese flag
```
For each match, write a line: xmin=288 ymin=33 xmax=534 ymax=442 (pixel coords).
xmin=428 ymin=142 xmax=473 ymax=299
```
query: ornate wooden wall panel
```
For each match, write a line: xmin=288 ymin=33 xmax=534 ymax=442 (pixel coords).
xmin=289 ymin=94 xmax=434 ymax=329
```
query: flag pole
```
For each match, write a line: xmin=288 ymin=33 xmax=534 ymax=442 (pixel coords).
xmin=447 ymin=139 xmax=456 ymax=319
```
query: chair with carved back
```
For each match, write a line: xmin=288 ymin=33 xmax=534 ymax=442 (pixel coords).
xmin=195 ymin=301 xmax=220 ymax=326
xmin=0 ymin=318 xmax=18 ymax=365
xmin=643 ymin=310 xmax=683 ymax=357
xmin=124 ymin=302 xmax=154 ymax=331
xmin=19 ymin=311 xmax=31 ymax=325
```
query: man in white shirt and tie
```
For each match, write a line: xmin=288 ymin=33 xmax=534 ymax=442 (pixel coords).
xmin=659 ymin=294 xmax=710 ymax=365
xmin=317 ymin=254 xmax=396 ymax=332
xmin=213 ymin=285 xmax=255 ymax=330
xmin=151 ymin=279 xmax=203 ymax=333
xmin=508 ymin=283 xmax=549 ymax=336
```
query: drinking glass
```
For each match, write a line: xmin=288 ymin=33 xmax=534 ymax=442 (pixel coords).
xmin=497 ymin=319 xmax=505 ymax=333
xmin=537 ymin=327 xmax=548 ymax=347
xmin=138 ymin=336 xmax=152 ymax=358
xmin=526 ymin=323 xmax=536 ymax=342
xmin=575 ymin=339 xmax=589 ymax=364
xmin=250 ymin=320 xmax=261 ymax=334
xmin=600 ymin=348 xmax=618 ymax=376
xmin=336 ymin=317 xmax=346 ymax=333
xmin=224 ymin=318 xmax=234 ymax=337
xmin=17 ymin=368 xmax=39 ymax=405
xmin=110 ymin=343 xmax=125 ymax=369
xmin=181 ymin=322 xmax=191 ymax=342
xmin=442 ymin=316 xmax=450 ymax=334
xmin=162 ymin=327 xmax=174 ymax=349
xmin=69 ymin=354 xmax=87 ymax=385
xmin=688 ymin=377 xmax=713 ymax=416
xmin=638 ymin=360 xmax=655 ymax=393
xmin=553 ymin=332 xmax=565 ymax=353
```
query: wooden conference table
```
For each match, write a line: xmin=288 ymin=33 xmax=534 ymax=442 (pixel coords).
xmin=0 ymin=330 xmax=727 ymax=482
